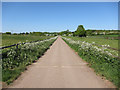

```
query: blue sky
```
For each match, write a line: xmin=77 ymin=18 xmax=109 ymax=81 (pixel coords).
xmin=2 ymin=2 xmax=118 ymax=33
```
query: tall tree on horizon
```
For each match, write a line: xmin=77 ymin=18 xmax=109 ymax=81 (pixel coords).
xmin=73 ymin=25 xmax=86 ymax=37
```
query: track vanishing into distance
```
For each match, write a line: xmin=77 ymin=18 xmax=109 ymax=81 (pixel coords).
xmin=9 ymin=37 xmax=115 ymax=88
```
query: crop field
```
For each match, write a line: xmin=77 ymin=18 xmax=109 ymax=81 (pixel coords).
xmin=2 ymin=34 xmax=53 ymax=46
xmin=62 ymin=36 xmax=120 ymax=87
xmin=1 ymin=35 xmax=57 ymax=84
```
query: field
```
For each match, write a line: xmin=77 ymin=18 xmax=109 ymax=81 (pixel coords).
xmin=62 ymin=36 xmax=120 ymax=87
xmin=66 ymin=36 xmax=118 ymax=49
xmin=94 ymin=34 xmax=118 ymax=37
xmin=2 ymin=34 xmax=53 ymax=46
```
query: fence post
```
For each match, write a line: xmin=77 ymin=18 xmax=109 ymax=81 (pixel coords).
xmin=16 ymin=44 xmax=18 ymax=49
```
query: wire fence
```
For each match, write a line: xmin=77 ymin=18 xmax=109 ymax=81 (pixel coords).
xmin=93 ymin=43 xmax=119 ymax=51
xmin=0 ymin=39 xmax=47 ymax=49
xmin=93 ymin=43 xmax=120 ymax=59
xmin=1 ymin=38 xmax=119 ymax=59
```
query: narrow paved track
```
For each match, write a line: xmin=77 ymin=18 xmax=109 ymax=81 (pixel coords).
xmin=9 ymin=37 xmax=115 ymax=88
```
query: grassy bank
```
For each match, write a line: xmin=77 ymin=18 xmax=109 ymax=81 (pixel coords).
xmin=62 ymin=36 xmax=120 ymax=88
xmin=2 ymin=37 xmax=57 ymax=84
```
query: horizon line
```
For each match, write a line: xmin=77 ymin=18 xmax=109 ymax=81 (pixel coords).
xmin=2 ymin=29 xmax=119 ymax=33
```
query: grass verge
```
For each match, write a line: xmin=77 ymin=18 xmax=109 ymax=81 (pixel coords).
xmin=2 ymin=37 xmax=57 ymax=85
xmin=62 ymin=37 xmax=120 ymax=88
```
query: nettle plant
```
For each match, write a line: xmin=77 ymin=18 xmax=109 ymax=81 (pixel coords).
xmin=2 ymin=37 xmax=57 ymax=70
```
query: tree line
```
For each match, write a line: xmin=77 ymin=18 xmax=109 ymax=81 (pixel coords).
xmin=3 ymin=25 xmax=119 ymax=37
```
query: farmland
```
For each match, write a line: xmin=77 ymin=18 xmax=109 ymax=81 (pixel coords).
xmin=94 ymin=34 xmax=118 ymax=38
xmin=66 ymin=36 xmax=118 ymax=49
xmin=2 ymin=34 xmax=54 ymax=46
xmin=89 ymin=35 xmax=119 ymax=40
xmin=62 ymin=36 xmax=119 ymax=87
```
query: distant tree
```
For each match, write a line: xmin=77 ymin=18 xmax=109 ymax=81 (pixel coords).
xmin=73 ymin=25 xmax=86 ymax=37
xmin=30 ymin=32 xmax=33 ymax=34
xmin=13 ymin=33 xmax=17 ymax=35
xmin=32 ymin=32 xmax=45 ymax=36
xmin=59 ymin=29 xmax=72 ymax=36
xmin=26 ymin=32 xmax=29 ymax=35
xmin=6 ymin=32 xmax=11 ymax=35
xmin=20 ymin=32 xmax=25 ymax=35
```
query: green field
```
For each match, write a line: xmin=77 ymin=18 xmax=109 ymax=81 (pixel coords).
xmin=2 ymin=34 xmax=53 ymax=46
xmin=66 ymin=36 xmax=118 ymax=49
xmin=92 ymin=34 xmax=118 ymax=37
xmin=90 ymin=35 xmax=119 ymax=40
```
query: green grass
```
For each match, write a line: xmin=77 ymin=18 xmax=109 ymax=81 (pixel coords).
xmin=66 ymin=36 xmax=118 ymax=49
xmin=2 ymin=37 xmax=57 ymax=84
xmin=2 ymin=34 xmax=53 ymax=46
xmin=2 ymin=66 xmax=26 ymax=84
xmin=94 ymin=35 xmax=119 ymax=37
xmin=62 ymin=36 xmax=120 ymax=88
xmin=89 ymin=35 xmax=119 ymax=40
